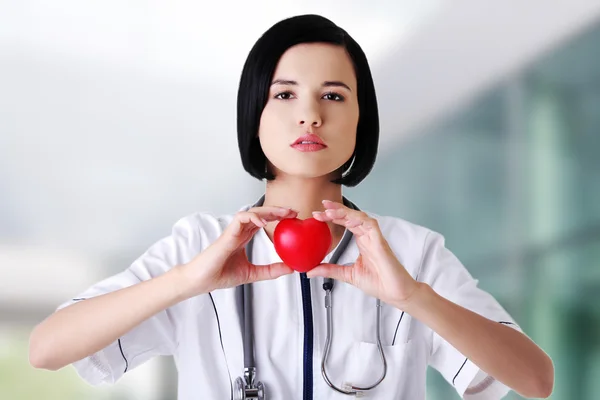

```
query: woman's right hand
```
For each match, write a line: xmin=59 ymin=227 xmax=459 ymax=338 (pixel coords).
xmin=178 ymin=206 xmax=298 ymax=296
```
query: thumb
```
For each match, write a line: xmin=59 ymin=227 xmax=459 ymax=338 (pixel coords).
xmin=307 ymin=263 xmax=353 ymax=284
xmin=246 ymin=262 xmax=294 ymax=283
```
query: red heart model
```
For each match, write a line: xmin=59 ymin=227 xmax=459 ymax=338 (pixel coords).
xmin=273 ymin=217 xmax=332 ymax=273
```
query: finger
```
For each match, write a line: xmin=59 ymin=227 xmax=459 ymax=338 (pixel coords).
xmin=322 ymin=202 xmax=379 ymax=232
xmin=344 ymin=218 xmax=364 ymax=228
xmin=313 ymin=208 xmax=359 ymax=227
xmin=306 ymin=263 xmax=354 ymax=284
xmin=313 ymin=211 xmax=366 ymax=236
xmin=311 ymin=211 xmax=329 ymax=222
xmin=312 ymin=210 xmax=369 ymax=237
xmin=236 ymin=208 xmax=295 ymax=228
xmin=226 ymin=214 xmax=265 ymax=241
xmin=312 ymin=208 xmax=349 ymax=222
xmin=248 ymin=206 xmax=298 ymax=220
xmin=322 ymin=199 xmax=357 ymax=214
xmin=322 ymin=200 xmax=370 ymax=222
xmin=247 ymin=263 xmax=295 ymax=282
xmin=236 ymin=212 xmax=268 ymax=228
xmin=321 ymin=199 xmax=345 ymax=209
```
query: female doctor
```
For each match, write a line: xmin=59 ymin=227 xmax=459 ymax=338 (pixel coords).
xmin=29 ymin=14 xmax=554 ymax=400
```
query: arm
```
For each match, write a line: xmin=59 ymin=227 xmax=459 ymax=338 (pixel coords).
xmin=29 ymin=266 xmax=189 ymax=371
xmin=309 ymin=201 xmax=554 ymax=399
xmin=29 ymin=207 xmax=294 ymax=376
xmin=401 ymin=283 xmax=554 ymax=398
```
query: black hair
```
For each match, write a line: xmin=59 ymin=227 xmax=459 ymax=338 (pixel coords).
xmin=237 ymin=14 xmax=379 ymax=187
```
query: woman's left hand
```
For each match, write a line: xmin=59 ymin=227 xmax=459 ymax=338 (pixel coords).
xmin=308 ymin=200 xmax=420 ymax=309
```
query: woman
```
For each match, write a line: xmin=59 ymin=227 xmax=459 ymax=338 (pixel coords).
xmin=29 ymin=14 xmax=554 ymax=399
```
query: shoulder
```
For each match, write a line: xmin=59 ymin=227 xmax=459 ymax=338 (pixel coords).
xmin=367 ymin=211 xmax=435 ymax=248
xmin=171 ymin=211 xmax=231 ymax=243
xmin=367 ymin=212 xmax=475 ymax=290
xmin=172 ymin=203 xmax=254 ymax=246
xmin=365 ymin=211 xmax=446 ymax=277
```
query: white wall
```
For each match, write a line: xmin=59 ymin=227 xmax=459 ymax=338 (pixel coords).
xmin=0 ymin=0 xmax=440 ymax=308
xmin=2 ymin=1 xmax=600 ymax=308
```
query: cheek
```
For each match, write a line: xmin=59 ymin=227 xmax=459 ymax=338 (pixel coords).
xmin=344 ymin=135 xmax=357 ymax=159
xmin=334 ymin=108 xmax=359 ymax=151
xmin=258 ymin=106 xmax=285 ymax=157
xmin=259 ymin=103 xmax=285 ymax=138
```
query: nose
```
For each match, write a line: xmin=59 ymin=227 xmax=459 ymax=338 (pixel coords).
xmin=297 ymin=101 xmax=322 ymax=128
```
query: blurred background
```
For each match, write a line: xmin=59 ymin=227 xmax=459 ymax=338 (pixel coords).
xmin=1 ymin=0 xmax=599 ymax=398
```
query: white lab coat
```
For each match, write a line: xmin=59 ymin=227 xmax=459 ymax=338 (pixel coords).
xmin=58 ymin=203 xmax=521 ymax=399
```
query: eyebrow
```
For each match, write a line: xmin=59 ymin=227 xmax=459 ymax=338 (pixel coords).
xmin=271 ymin=79 xmax=352 ymax=91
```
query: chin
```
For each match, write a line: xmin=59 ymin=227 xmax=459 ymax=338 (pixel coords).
xmin=276 ymin=164 xmax=343 ymax=180
xmin=267 ymin=151 xmax=348 ymax=179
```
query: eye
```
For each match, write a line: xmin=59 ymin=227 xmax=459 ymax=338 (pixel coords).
xmin=322 ymin=92 xmax=344 ymax=101
xmin=274 ymin=91 xmax=295 ymax=100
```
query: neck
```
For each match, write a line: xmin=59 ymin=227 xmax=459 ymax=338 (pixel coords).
xmin=264 ymin=175 xmax=342 ymax=219
xmin=262 ymin=173 xmax=345 ymax=247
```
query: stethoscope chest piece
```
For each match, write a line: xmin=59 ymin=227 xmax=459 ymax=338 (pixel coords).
xmin=234 ymin=367 xmax=266 ymax=400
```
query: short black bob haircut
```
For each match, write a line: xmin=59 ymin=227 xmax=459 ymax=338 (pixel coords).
xmin=237 ymin=14 xmax=379 ymax=187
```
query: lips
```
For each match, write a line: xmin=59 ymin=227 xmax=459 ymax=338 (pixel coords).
xmin=291 ymin=133 xmax=327 ymax=152
xmin=292 ymin=133 xmax=325 ymax=146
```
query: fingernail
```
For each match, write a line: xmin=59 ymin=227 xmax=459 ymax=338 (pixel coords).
xmin=261 ymin=218 xmax=268 ymax=225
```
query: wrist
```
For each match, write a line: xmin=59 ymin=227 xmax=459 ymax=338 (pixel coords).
xmin=394 ymin=281 xmax=436 ymax=314
xmin=169 ymin=262 xmax=208 ymax=301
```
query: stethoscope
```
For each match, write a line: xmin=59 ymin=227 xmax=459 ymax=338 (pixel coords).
xmin=234 ymin=196 xmax=387 ymax=399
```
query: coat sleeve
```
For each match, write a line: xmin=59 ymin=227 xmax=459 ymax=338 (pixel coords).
xmin=56 ymin=214 xmax=206 ymax=386
xmin=419 ymin=231 xmax=522 ymax=399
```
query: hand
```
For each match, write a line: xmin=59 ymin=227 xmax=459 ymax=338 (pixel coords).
xmin=181 ymin=206 xmax=297 ymax=296
xmin=308 ymin=200 xmax=420 ymax=309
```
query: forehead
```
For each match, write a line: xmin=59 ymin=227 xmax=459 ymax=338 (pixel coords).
xmin=272 ymin=43 xmax=357 ymax=88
